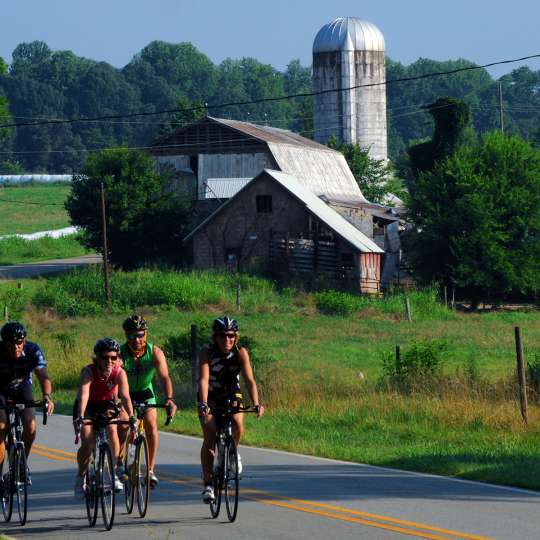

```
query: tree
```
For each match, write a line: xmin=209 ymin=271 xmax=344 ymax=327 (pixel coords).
xmin=158 ymin=95 xmax=206 ymax=136
xmin=405 ymin=131 xmax=540 ymax=303
xmin=326 ymin=136 xmax=395 ymax=203
xmin=66 ymin=148 xmax=192 ymax=268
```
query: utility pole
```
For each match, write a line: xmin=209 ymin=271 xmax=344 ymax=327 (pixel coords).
xmin=498 ymin=82 xmax=504 ymax=133
xmin=100 ymin=182 xmax=111 ymax=309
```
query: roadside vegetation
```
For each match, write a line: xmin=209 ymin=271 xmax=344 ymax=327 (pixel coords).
xmin=0 ymin=183 xmax=71 ymax=235
xmin=2 ymin=268 xmax=540 ymax=490
xmin=0 ymin=234 xmax=89 ymax=265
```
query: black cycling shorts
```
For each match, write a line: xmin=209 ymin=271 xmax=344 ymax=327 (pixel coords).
xmin=72 ymin=399 xmax=119 ymax=421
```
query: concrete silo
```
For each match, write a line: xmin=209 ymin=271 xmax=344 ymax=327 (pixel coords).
xmin=312 ymin=17 xmax=388 ymax=161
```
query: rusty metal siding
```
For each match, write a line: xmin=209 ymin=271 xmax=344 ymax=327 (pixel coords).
xmin=358 ymin=252 xmax=381 ymax=294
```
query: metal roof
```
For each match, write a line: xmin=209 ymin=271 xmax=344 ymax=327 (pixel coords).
xmin=0 ymin=174 xmax=73 ymax=183
xmin=203 ymin=178 xmax=252 ymax=199
xmin=185 ymin=169 xmax=383 ymax=254
xmin=313 ymin=17 xmax=385 ymax=53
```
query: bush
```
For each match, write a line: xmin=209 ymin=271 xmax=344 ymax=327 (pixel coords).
xmin=381 ymin=339 xmax=448 ymax=393
xmin=315 ymin=290 xmax=368 ymax=315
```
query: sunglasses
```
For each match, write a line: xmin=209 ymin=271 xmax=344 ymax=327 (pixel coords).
xmin=127 ymin=332 xmax=146 ymax=340
xmin=7 ymin=339 xmax=24 ymax=346
xmin=99 ymin=354 xmax=118 ymax=361
xmin=218 ymin=332 xmax=237 ymax=340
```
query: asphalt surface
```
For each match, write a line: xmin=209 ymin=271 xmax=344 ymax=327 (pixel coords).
xmin=1 ymin=414 xmax=539 ymax=540
xmin=0 ymin=255 xmax=102 ymax=279
xmin=0 ymin=415 xmax=540 ymax=540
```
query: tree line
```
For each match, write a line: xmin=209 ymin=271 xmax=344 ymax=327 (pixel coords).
xmin=1 ymin=40 xmax=540 ymax=173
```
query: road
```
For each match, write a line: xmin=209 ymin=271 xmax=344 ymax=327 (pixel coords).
xmin=0 ymin=255 xmax=101 ymax=279
xmin=2 ymin=414 xmax=539 ymax=540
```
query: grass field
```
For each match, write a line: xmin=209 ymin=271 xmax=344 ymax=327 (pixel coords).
xmin=5 ymin=268 xmax=539 ymax=490
xmin=0 ymin=183 xmax=71 ymax=235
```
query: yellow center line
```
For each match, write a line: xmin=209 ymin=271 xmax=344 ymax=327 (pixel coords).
xmin=34 ymin=446 xmax=492 ymax=540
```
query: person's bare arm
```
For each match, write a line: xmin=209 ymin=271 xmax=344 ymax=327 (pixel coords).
xmin=34 ymin=367 xmax=54 ymax=415
xmin=117 ymin=370 xmax=134 ymax=418
xmin=238 ymin=347 xmax=264 ymax=419
xmin=198 ymin=349 xmax=211 ymax=414
xmin=153 ymin=345 xmax=177 ymax=416
xmin=76 ymin=367 xmax=92 ymax=423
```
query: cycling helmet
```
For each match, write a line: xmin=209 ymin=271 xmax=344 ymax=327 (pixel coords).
xmin=93 ymin=337 xmax=121 ymax=356
xmin=1 ymin=321 xmax=27 ymax=343
xmin=122 ymin=314 xmax=148 ymax=333
xmin=212 ymin=316 xmax=239 ymax=333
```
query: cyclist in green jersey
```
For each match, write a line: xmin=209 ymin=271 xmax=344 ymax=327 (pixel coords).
xmin=119 ymin=315 xmax=177 ymax=488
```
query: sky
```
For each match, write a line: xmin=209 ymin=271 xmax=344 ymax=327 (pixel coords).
xmin=2 ymin=0 xmax=540 ymax=79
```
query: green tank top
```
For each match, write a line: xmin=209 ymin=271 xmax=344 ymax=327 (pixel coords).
xmin=121 ymin=341 xmax=156 ymax=403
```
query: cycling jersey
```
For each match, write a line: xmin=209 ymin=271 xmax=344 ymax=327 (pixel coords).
xmin=87 ymin=364 xmax=120 ymax=405
xmin=0 ymin=341 xmax=47 ymax=396
xmin=205 ymin=344 xmax=242 ymax=404
xmin=121 ymin=342 xmax=156 ymax=404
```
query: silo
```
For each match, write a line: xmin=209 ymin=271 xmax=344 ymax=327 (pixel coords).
xmin=312 ymin=17 xmax=387 ymax=161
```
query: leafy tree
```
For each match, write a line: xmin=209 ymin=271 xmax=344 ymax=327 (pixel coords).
xmin=66 ymin=148 xmax=192 ymax=268
xmin=326 ymin=136 xmax=394 ymax=203
xmin=405 ymin=131 xmax=540 ymax=303
xmin=159 ymin=95 xmax=206 ymax=136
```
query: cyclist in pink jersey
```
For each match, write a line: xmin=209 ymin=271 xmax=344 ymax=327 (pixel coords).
xmin=73 ymin=338 xmax=135 ymax=496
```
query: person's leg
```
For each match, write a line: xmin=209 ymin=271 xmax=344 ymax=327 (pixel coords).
xmin=77 ymin=425 xmax=95 ymax=476
xmin=21 ymin=408 xmax=36 ymax=458
xmin=231 ymin=413 xmax=245 ymax=447
xmin=143 ymin=407 xmax=158 ymax=471
xmin=200 ymin=414 xmax=217 ymax=485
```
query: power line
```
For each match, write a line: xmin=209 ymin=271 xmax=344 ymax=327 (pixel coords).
xmin=1 ymin=52 xmax=540 ymax=130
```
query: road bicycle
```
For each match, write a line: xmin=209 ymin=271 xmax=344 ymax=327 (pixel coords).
xmin=75 ymin=412 xmax=133 ymax=531
xmin=0 ymin=398 xmax=48 ymax=526
xmin=209 ymin=400 xmax=256 ymax=523
xmin=121 ymin=402 xmax=172 ymax=518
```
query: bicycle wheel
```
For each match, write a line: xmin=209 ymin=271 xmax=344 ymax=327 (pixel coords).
xmin=224 ymin=440 xmax=239 ymax=522
xmin=135 ymin=436 xmax=150 ymax=518
xmin=15 ymin=444 xmax=28 ymax=526
xmin=209 ymin=441 xmax=223 ymax=519
xmin=123 ymin=441 xmax=135 ymax=514
xmin=99 ymin=443 xmax=116 ymax=531
xmin=1 ymin=441 xmax=14 ymax=522
xmin=85 ymin=451 xmax=98 ymax=527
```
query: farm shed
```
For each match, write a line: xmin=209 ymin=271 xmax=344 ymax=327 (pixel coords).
xmin=184 ymin=169 xmax=383 ymax=294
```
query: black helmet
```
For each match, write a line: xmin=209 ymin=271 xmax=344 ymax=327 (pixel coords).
xmin=93 ymin=337 xmax=120 ymax=356
xmin=1 ymin=321 xmax=27 ymax=343
xmin=122 ymin=314 xmax=148 ymax=333
xmin=212 ymin=316 xmax=239 ymax=333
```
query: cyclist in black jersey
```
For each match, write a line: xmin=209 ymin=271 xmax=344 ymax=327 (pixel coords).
xmin=0 ymin=321 xmax=54 ymax=487
xmin=198 ymin=316 xmax=264 ymax=504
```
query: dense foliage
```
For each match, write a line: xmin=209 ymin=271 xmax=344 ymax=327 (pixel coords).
xmin=65 ymin=148 xmax=191 ymax=268
xmin=406 ymin=131 xmax=540 ymax=303
xmin=0 ymin=41 xmax=539 ymax=172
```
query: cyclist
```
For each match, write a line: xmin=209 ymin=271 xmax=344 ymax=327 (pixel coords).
xmin=119 ymin=314 xmax=177 ymax=489
xmin=73 ymin=338 xmax=135 ymax=497
xmin=198 ymin=316 xmax=264 ymax=504
xmin=0 ymin=321 xmax=54 ymax=486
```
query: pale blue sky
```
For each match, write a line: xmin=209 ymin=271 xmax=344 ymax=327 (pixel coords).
xmin=2 ymin=1 xmax=539 ymax=78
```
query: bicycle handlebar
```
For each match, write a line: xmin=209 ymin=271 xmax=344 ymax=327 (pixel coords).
xmin=0 ymin=399 xmax=49 ymax=425
xmin=132 ymin=402 xmax=174 ymax=425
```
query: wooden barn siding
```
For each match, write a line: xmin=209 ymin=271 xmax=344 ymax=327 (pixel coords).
xmin=358 ymin=252 xmax=381 ymax=294
xmin=192 ymin=175 xmax=308 ymax=269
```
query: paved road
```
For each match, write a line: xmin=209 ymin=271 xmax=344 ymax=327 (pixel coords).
xmin=2 ymin=414 xmax=539 ymax=539
xmin=0 ymin=255 xmax=101 ymax=279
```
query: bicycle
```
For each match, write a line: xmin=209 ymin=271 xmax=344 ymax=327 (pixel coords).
xmin=75 ymin=412 xmax=133 ymax=531
xmin=209 ymin=400 xmax=256 ymax=523
xmin=121 ymin=402 xmax=172 ymax=518
xmin=0 ymin=398 xmax=48 ymax=526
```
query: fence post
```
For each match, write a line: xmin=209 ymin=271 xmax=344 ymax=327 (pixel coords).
xmin=514 ymin=326 xmax=528 ymax=425
xmin=451 ymin=287 xmax=456 ymax=310
xmin=3 ymin=306 xmax=7 ymax=321
xmin=405 ymin=297 xmax=412 ymax=323
xmin=395 ymin=345 xmax=401 ymax=364
xmin=190 ymin=324 xmax=199 ymax=392
xmin=236 ymin=283 xmax=241 ymax=310
xmin=17 ymin=282 xmax=22 ymax=289
xmin=443 ymin=286 xmax=448 ymax=307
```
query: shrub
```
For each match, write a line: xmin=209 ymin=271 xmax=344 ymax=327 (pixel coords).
xmin=315 ymin=290 xmax=368 ymax=315
xmin=381 ymin=339 xmax=448 ymax=393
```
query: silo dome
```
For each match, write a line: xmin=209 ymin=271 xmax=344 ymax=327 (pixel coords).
xmin=313 ymin=17 xmax=385 ymax=53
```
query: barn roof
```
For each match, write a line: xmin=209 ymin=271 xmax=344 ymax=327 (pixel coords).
xmin=185 ymin=169 xmax=382 ymax=254
xmin=151 ymin=116 xmax=366 ymax=203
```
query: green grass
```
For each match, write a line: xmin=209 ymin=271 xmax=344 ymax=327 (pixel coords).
xmin=0 ymin=183 xmax=71 ymax=234
xmin=5 ymin=269 xmax=540 ymax=490
xmin=0 ymin=234 xmax=89 ymax=265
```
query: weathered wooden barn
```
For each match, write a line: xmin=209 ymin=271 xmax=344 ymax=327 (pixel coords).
xmin=184 ymin=169 xmax=383 ymax=293
xmin=150 ymin=116 xmax=394 ymax=292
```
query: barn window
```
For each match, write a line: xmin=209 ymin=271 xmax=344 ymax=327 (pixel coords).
xmin=256 ymin=195 xmax=272 ymax=213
